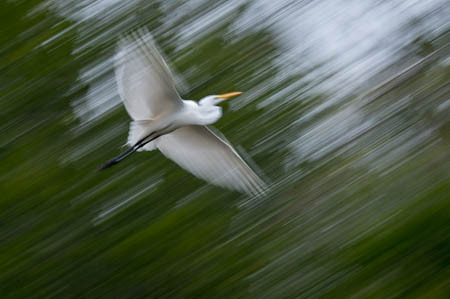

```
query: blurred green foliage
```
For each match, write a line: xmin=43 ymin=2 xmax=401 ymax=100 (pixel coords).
xmin=0 ymin=0 xmax=449 ymax=298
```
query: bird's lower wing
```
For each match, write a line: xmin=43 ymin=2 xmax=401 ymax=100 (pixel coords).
xmin=156 ymin=126 xmax=267 ymax=195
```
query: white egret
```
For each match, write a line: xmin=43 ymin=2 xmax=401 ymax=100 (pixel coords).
xmin=100 ymin=28 xmax=266 ymax=195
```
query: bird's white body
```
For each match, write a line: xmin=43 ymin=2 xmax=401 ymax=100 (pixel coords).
xmin=126 ymin=99 xmax=222 ymax=152
xmin=109 ymin=28 xmax=266 ymax=195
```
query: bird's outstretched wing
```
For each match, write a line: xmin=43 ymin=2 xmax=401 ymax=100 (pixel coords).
xmin=115 ymin=28 xmax=182 ymax=120
xmin=157 ymin=126 xmax=267 ymax=195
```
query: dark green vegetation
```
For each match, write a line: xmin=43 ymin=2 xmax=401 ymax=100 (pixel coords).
xmin=1 ymin=1 xmax=449 ymax=298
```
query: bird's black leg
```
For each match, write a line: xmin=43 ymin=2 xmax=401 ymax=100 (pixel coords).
xmin=98 ymin=132 xmax=160 ymax=171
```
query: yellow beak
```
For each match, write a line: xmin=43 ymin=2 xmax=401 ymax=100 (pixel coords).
xmin=218 ymin=91 xmax=243 ymax=99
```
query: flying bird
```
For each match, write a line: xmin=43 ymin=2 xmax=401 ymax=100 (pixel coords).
xmin=100 ymin=28 xmax=266 ymax=195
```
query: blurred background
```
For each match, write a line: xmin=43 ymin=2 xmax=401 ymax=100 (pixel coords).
xmin=1 ymin=0 xmax=449 ymax=297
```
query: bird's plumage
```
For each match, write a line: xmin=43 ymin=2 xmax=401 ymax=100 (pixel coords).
xmin=115 ymin=29 xmax=182 ymax=120
xmin=157 ymin=126 xmax=266 ymax=195
xmin=111 ymin=28 xmax=267 ymax=195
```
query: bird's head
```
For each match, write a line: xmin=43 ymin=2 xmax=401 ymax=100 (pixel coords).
xmin=195 ymin=91 xmax=243 ymax=125
xmin=199 ymin=91 xmax=243 ymax=107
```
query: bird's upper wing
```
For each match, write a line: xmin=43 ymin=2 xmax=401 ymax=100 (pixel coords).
xmin=115 ymin=28 xmax=182 ymax=120
xmin=156 ymin=126 xmax=267 ymax=195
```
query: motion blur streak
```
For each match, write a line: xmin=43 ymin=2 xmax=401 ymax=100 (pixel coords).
xmin=1 ymin=0 xmax=449 ymax=298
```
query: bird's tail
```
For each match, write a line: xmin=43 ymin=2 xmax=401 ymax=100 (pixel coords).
xmin=127 ymin=120 xmax=157 ymax=151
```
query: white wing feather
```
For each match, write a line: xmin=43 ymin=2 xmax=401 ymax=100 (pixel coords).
xmin=157 ymin=126 xmax=267 ymax=195
xmin=115 ymin=29 xmax=182 ymax=120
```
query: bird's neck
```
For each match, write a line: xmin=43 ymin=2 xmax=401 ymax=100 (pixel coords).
xmin=180 ymin=100 xmax=222 ymax=126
